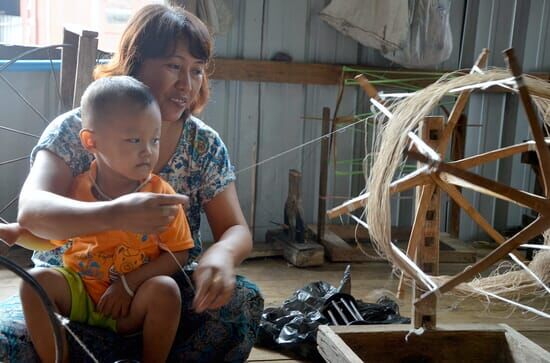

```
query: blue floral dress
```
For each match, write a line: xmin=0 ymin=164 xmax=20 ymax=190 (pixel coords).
xmin=0 ymin=109 xmax=263 ymax=362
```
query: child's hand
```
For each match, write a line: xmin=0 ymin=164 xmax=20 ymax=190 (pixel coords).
xmin=97 ymin=280 xmax=133 ymax=319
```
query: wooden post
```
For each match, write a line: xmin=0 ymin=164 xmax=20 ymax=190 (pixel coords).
xmin=73 ymin=30 xmax=98 ymax=108
xmin=449 ymin=114 xmax=467 ymax=237
xmin=413 ymin=116 xmax=443 ymax=329
xmin=317 ymin=107 xmax=331 ymax=242
xmin=60 ymin=27 xmax=98 ymax=112
xmin=60 ymin=28 xmax=79 ymax=112
xmin=285 ymin=169 xmax=304 ymax=243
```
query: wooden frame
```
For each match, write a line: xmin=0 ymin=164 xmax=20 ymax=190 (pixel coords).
xmin=317 ymin=324 xmax=550 ymax=363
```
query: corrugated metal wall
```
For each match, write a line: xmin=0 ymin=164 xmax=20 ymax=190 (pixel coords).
xmin=201 ymin=0 xmax=550 ymax=242
xmin=1 ymin=0 xmax=549 ymax=242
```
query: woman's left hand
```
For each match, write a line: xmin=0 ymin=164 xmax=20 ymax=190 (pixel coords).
xmin=192 ymin=247 xmax=236 ymax=313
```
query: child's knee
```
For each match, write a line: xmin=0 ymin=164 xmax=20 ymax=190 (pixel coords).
xmin=20 ymin=268 xmax=70 ymax=313
xmin=20 ymin=268 xmax=49 ymax=297
xmin=142 ymin=276 xmax=181 ymax=308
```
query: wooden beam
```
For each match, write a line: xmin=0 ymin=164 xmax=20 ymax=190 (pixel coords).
xmin=397 ymin=183 xmax=434 ymax=298
xmin=210 ymin=58 xmax=550 ymax=87
xmin=211 ymin=58 xmax=343 ymax=85
xmin=412 ymin=117 xmax=443 ymax=329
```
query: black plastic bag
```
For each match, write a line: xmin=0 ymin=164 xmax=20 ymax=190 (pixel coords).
xmin=256 ymin=265 xmax=410 ymax=360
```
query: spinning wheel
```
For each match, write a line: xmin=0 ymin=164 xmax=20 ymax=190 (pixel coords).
xmin=327 ymin=48 xmax=550 ymax=326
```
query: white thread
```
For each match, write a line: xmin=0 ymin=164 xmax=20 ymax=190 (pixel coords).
xmin=471 ymin=287 xmax=550 ymax=319
xmin=379 ymin=91 xmax=413 ymax=99
xmin=120 ymin=274 xmax=135 ymax=297
xmin=509 ymin=253 xmax=550 ymax=295
xmin=370 ymin=98 xmax=393 ymax=119
xmin=235 ymin=116 xmax=368 ymax=175
xmin=405 ymin=327 xmax=425 ymax=342
xmin=90 ymin=174 xmax=152 ymax=201
xmin=348 ymin=214 xmax=438 ymax=292
xmin=407 ymin=132 xmax=441 ymax=163
xmin=157 ymin=240 xmax=230 ymax=321
xmin=471 ymin=65 xmax=484 ymax=74
xmin=521 ymin=244 xmax=550 ymax=250
xmin=449 ymin=77 xmax=516 ymax=93
xmin=55 ymin=313 xmax=100 ymax=363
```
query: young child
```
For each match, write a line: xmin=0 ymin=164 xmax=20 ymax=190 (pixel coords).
xmin=19 ymin=76 xmax=194 ymax=363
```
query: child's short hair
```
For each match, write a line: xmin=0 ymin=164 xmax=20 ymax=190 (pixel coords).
xmin=80 ymin=76 xmax=156 ymax=128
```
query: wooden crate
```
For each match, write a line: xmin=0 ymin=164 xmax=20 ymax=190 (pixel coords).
xmin=317 ymin=324 xmax=550 ymax=363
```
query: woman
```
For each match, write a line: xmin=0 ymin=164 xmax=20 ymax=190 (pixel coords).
xmin=10 ymin=4 xmax=263 ymax=362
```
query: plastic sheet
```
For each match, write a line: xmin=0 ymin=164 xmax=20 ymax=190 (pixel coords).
xmin=381 ymin=0 xmax=453 ymax=68
xmin=256 ymin=265 xmax=410 ymax=360
xmin=320 ymin=0 xmax=453 ymax=68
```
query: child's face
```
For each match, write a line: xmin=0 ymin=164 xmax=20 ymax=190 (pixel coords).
xmin=93 ymin=103 xmax=161 ymax=181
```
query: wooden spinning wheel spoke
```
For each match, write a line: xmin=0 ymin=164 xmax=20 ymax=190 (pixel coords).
xmin=430 ymin=174 xmax=523 ymax=259
xmin=327 ymin=48 xmax=550 ymax=320
xmin=436 ymin=49 xmax=490 ymax=153
xmin=418 ymin=216 xmax=550 ymax=302
xmin=505 ymin=49 xmax=550 ymax=195
xmin=408 ymin=149 xmax=549 ymax=213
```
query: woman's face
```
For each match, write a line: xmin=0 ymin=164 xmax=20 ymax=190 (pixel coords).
xmin=135 ymin=40 xmax=206 ymax=122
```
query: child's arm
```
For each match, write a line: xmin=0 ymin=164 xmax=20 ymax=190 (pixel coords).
xmin=97 ymin=250 xmax=189 ymax=319
xmin=122 ymin=249 xmax=189 ymax=292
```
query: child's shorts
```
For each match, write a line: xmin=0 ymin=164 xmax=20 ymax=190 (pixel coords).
xmin=53 ymin=267 xmax=117 ymax=332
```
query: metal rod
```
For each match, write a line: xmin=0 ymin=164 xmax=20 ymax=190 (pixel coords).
xmin=341 ymin=298 xmax=362 ymax=320
xmin=331 ymin=300 xmax=350 ymax=325
xmin=327 ymin=310 xmax=339 ymax=325
xmin=348 ymin=300 xmax=363 ymax=320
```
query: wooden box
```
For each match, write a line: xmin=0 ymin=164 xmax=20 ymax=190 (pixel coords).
xmin=317 ymin=324 xmax=550 ymax=363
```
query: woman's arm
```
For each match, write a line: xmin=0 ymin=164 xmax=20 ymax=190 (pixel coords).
xmin=204 ymin=183 xmax=252 ymax=265
xmin=18 ymin=150 xmax=187 ymax=240
xmin=193 ymin=183 xmax=252 ymax=312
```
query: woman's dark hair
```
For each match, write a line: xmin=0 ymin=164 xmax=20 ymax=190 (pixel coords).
xmin=94 ymin=4 xmax=212 ymax=115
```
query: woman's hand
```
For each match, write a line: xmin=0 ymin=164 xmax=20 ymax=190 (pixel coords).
xmin=0 ymin=223 xmax=23 ymax=246
xmin=192 ymin=247 xmax=236 ymax=313
xmin=110 ymin=193 xmax=189 ymax=234
xmin=97 ymin=279 xmax=133 ymax=319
